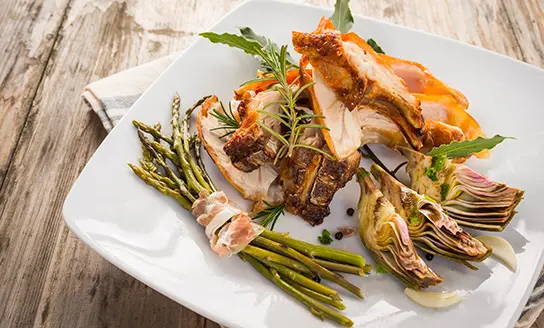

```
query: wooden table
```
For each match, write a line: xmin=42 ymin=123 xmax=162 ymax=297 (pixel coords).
xmin=1 ymin=0 xmax=543 ymax=327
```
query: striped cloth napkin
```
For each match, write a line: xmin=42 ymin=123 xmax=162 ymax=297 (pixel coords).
xmin=82 ymin=55 xmax=544 ymax=328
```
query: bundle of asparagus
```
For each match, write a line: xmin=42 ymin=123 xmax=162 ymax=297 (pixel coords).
xmin=128 ymin=95 xmax=370 ymax=327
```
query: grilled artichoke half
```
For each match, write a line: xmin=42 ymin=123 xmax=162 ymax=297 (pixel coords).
xmin=356 ymin=168 xmax=443 ymax=289
xmin=370 ymin=164 xmax=491 ymax=269
xmin=399 ymin=147 xmax=524 ymax=231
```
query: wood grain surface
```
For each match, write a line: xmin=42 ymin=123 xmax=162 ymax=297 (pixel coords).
xmin=0 ymin=0 xmax=542 ymax=327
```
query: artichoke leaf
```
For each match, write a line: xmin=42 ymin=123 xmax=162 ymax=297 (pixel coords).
xmin=356 ymin=168 xmax=443 ymax=289
xmin=370 ymin=164 xmax=490 ymax=268
xmin=399 ymin=147 xmax=524 ymax=231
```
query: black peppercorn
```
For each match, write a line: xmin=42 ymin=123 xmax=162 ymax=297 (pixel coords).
xmin=346 ymin=208 xmax=355 ymax=216
xmin=425 ymin=253 xmax=434 ymax=261
xmin=334 ymin=231 xmax=344 ymax=240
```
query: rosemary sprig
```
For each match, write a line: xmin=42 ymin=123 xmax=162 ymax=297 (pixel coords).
xmin=253 ymin=202 xmax=285 ymax=230
xmin=209 ymin=101 xmax=240 ymax=138
xmin=252 ymin=44 xmax=332 ymax=162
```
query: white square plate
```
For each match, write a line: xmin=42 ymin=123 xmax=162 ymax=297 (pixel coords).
xmin=63 ymin=1 xmax=544 ymax=327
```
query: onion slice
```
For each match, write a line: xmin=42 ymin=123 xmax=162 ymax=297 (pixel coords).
xmin=476 ymin=235 xmax=517 ymax=271
xmin=404 ymin=288 xmax=462 ymax=309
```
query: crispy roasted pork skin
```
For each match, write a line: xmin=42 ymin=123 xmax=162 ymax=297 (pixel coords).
xmin=280 ymin=130 xmax=361 ymax=225
xmin=292 ymin=18 xmax=424 ymax=150
xmin=381 ymin=54 xmax=469 ymax=109
xmin=223 ymin=90 xmax=284 ymax=172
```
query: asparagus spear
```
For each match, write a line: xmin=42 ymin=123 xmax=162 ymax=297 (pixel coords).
xmin=260 ymin=230 xmax=366 ymax=268
xmin=150 ymin=140 xmax=180 ymax=166
xmin=171 ymin=95 xmax=208 ymax=194
xmin=241 ymin=254 xmax=353 ymax=327
xmin=134 ymin=162 xmax=178 ymax=190
xmin=259 ymin=259 xmax=341 ymax=300
xmin=152 ymin=122 xmax=162 ymax=142
xmin=133 ymin=120 xmax=174 ymax=145
xmin=180 ymin=95 xmax=213 ymax=190
xmin=313 ymin=259 xmax=366 ymax=276
xmin=253 ymin=236 xmax=364 ymax=299
xmin=193 ymin=134 xmax=216 ymax=192
xmin=138 ymin=129 xmax=195 ymax=203
xmin=128 ymin=164 xmax=192 ymax=210
xmin=242 ymin=244 xmax=312 ymax=275
xmin=284 ymin=277 xmax=346 ymax=310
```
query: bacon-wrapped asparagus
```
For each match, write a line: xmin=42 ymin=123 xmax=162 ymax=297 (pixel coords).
xmin=128 ymin=95 xmax=370 ymax=327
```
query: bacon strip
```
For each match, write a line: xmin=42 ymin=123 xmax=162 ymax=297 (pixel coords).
xmin=192 ymin=191 xmax=264 ymax=256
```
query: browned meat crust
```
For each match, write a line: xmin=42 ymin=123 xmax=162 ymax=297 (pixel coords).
xmin=223 ymin=103 xmax=277 ymax=172
xmin=280 ymin=134 xmax=361 ymax=225
xmin=292 ymin=19 xmax=424 ymax=150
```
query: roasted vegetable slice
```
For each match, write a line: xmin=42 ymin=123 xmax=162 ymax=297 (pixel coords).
xmin=356 ymin=168 xmax=443 ymax=289
xmin=400 ymin=147 xmax=524 ymax=231
xmin=370 ymin=164 xmax=490 ymax=268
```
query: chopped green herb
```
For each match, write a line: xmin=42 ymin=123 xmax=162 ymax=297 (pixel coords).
xmin=367 ymin=38 xmax=385 ymax=54
xmin=440 ymin=183 xmax=450 ymax=201
xmin=424 ymin=154 xmax=446 ymax=181
xmin=375 ymin=263 xmax=387 ymax=274
xmin=409 ymin=212 xmax=422 ymax=226
xmin=318 ymin=229 xmax=333 ymax=245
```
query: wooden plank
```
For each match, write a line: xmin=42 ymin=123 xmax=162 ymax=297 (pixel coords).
xmin=501 ymin=0 xmax=544 ymax=67
xmin=0 ymin=0 xmax=70 ymax=188
xmin=305 ymin=0 xmax=525 ymax=59
xmin=0 ymin=0 xmax=238 ymax=327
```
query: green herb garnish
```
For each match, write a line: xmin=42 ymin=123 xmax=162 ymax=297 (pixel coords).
xmin=331 ymin=0 xmax=354 ymax=33
xmin=367 ymin=38 xmax=385 ymax=54
xmin=440 ymin=183 xmax=450 ymax=201
xmin=209 ymin=101 xmax=240 ymax=138
xmin=424 ymin=154 xmax=446 ymax=181
xmin=375 ymin=263 xmax=387 ymax=274
xmin=253 ymin=202 xmax=285 ymax=231
xmin=200 ymin=29 xmax=296 ymax=71
xmin=201 ymin=31 xmax=331 ymax=162
xmin=409 ymin=212 xmax=422 ymax=226
xmin=253 ymin=45 xmax=332 ymax=162
xmin=427 ymin=135 xmax=513 ymax=159
xmin=238 ymin=27 xmax=296 ymax=67
xmin=318 ymin=229 xmax=333 ymax=245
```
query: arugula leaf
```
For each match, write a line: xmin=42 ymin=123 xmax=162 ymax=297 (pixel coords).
xmin=238 ymin=26 xmax=268 ymax=46
xmin=239 ymin=26 xmax=297 ymax=65
xmin=201 ymin=29 xmax=297 ymax=71
xmin=426 ymin=135 xmax=513 ymax=158
xmin=331 ymin=0 xmax=354 ymax=33
xmin=367 ymin=38 xmax=385 ymax=54
xmin=318 ymin=229 xmax=333 ymax=245
xmin=199 ymin=32 xmax=263 ymax=57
